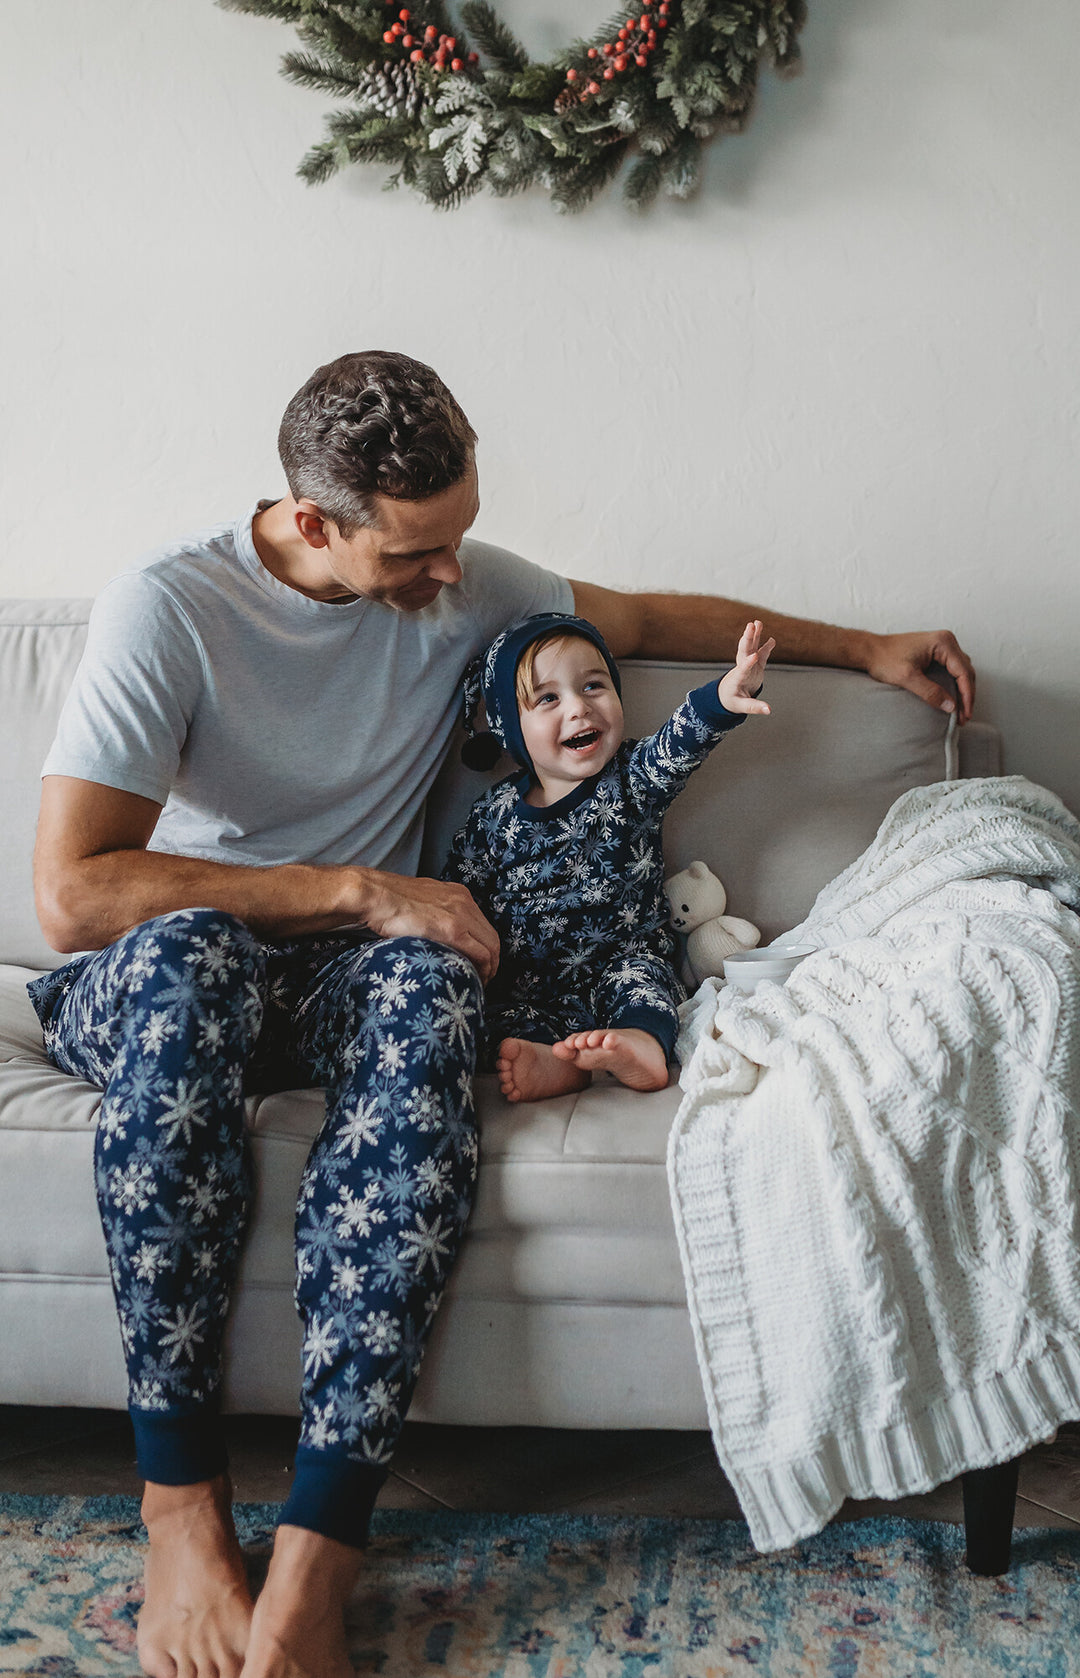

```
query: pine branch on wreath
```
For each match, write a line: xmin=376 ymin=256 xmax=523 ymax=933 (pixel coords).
xmin=218 ymin=0 xmax=808 ymax=211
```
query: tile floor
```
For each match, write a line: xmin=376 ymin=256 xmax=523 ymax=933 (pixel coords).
xmin=3 ymin=1405 xmax=1079 ymax=1534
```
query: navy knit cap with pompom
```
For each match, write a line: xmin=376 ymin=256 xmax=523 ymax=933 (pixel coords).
xmin=459 ymin=613 xmax=622 ymax=775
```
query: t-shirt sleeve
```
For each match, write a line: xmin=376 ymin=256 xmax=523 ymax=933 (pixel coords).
xmin=41 ymin=570 xmax=206 ymax=804
xmin=459 ymin=540 xmax=574 ymax=643
xmin=624 ymin=681 xmax=745 ymax=814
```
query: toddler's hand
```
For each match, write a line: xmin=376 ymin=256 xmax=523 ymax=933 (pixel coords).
xmin=718 ymin=621 xmax=774 ymax=715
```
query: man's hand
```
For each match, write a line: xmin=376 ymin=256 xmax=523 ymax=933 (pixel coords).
xmin=863 ymin=630 xmax=975 ymax=724
xmin=717 ymin=621 xmax=775 ymax=715
xmin=356 ymin=870 xmax=500 ymax=985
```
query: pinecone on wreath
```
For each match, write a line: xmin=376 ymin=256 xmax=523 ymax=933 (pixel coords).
xmin=358 ymin=60 xmax=424 ymax=122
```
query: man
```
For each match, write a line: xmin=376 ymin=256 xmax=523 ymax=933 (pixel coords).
xmin=31 ymin=350 xmax=975 ymax=1678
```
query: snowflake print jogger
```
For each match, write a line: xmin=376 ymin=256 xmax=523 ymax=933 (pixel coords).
xmin=285 ymin=928 xmax=481 ymax=1542
xmin=33 ymin=907 xmax=482 ymax=1546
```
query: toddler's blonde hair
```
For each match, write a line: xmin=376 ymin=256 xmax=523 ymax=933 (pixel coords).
xmin=514 ymin=633 xmax=588 ymax=710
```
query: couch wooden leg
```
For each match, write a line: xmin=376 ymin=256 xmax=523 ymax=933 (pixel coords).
xmin=962 ymin=1457 xmax=1019 ymax=1576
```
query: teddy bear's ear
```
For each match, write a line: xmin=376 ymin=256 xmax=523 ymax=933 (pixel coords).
xmin=688 ymin=860 xmax=709 ymax=879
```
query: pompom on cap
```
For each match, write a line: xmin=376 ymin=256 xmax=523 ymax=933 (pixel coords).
xmin=460 ymin=732 xmax=503 ymax=771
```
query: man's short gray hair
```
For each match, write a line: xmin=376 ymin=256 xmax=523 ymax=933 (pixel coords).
xmin=278 ymin=351 xmax=477 ymax=538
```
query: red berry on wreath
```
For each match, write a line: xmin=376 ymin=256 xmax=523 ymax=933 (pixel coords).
xmin=468 ymin=51 xmax=479 ymax=63
xmin=615 ymin=54 xmax=626 ymax=69
xmin=603 ymin=65 xmax=614 ymax=77
xmin=410 ymin=48 xmax=423 ymax=61
xmin=587 ymin=79 xmax=600 ymax=93
xmin=566 ymin=67 xmax=578 ymax=80
xmin=425 ymin=24 xmax=436 ymax=38
xmin=383 ymin=29 xmax=394 ymax=41
xmin=451 ymin=57 xmax=462 ymax=69
xmin=587 ymin=45 xmax=598 ymax=57
xmin=636 ymin=52 xmax=647 ymax=65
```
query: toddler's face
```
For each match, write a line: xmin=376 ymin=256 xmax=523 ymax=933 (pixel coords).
xmin=519 ymin=636 xmax=624 ymax=797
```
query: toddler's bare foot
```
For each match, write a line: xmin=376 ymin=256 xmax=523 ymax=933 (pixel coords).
xmin=138 ymin=1474 xmax=254 ymax=1678
xmin=496 ymin=1037 xmax=591 ymax=1102
xmin=552 ymin=1028 xmax=670 ymax=1092
xmin=240 ymin=1524 xmax=359 ymax=1678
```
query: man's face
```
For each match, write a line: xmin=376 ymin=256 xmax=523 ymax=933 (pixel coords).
xmin=318 ymin=464 xmax=480 ymax=611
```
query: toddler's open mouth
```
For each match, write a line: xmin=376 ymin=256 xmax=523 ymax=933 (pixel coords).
xmin=563 ymin=729 xmax=601 ymax=751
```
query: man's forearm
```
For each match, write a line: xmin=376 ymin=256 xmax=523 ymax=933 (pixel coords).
xmin=621 ymin=593 xmax=875 ymax=669
xmin=569 ymin=579 xmax=875 ymax=670
xmin=569 ymin=578 xmax=975 ymax=720
xmin=41 ymin=848 xmax=373 ymax=953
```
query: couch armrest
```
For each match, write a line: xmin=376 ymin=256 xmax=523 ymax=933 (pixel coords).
xmin=958 ymin=722 xmax=1003 ymax=779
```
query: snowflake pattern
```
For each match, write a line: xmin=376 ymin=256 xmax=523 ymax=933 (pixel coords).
xmin=444 ymin=683 xmax=742 ymax=1062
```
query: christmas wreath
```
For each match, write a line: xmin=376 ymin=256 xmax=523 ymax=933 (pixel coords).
xmin=219 ymin=0 xmax=806 ymax=210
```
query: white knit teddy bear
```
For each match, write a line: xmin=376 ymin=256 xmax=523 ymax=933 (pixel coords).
xmin=664 ymin=860 xmax=761 ymax=988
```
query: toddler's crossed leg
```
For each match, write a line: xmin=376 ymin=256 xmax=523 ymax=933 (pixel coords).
xmin=492 ymin=953 xmax=679 ymax=1102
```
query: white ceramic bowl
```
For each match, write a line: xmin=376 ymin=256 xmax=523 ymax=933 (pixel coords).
xmin=722 ymin=944 xmax=817 ymax=992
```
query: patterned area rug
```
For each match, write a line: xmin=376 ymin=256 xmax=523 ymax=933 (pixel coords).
xmin=2 ymin=1496 xmax=1080 ymax=1676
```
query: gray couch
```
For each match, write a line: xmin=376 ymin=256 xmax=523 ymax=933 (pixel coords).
xmin=0 ymin=598 xmax=1001 ymax=1431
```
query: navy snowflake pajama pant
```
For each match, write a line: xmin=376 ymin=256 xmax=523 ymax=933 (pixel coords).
xmin=27 ymin=907 xmax=482 ymax=1548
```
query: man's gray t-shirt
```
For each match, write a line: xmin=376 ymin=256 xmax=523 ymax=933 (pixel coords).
xmin=44 ymin=503 xmax=573 ymax=876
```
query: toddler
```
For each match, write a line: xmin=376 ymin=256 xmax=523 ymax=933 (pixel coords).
xmin=444 ymin=612 xmax=772 ymax=1102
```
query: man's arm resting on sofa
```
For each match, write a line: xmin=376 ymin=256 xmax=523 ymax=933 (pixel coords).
xmin=569 ymin=580 xmax=976 ymax=724
xmin=33 ymin=776 xmax=499 ymax=978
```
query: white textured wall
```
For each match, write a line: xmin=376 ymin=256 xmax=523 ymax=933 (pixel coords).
xmin=3 ymin=0 xmax=1079 ymax=811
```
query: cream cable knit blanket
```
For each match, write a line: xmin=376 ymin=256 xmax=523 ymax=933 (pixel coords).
xmin=669 ymin=776 xmax=1080 ymax=1553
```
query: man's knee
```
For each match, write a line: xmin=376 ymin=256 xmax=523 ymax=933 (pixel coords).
xmin=364 ymin=936 xmax=483 ymax=1008
xmin=108 ymin=908 xmax=266 ymax=1054
xmin=122 ymin=907 xmax=262 ymax=974
xmin=331 ymin=936 xmax=483 ymax=1079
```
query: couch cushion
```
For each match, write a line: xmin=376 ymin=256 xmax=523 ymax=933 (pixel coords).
xmin=0 ymin=966 xmax=683 ymax=1307
xmin=422 ymin=661 xmax=958 ymax=943
xmin=0 ymin=959 xmax=706 ymax=1421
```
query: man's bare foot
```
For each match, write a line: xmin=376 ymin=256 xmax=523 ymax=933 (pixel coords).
xmin=240 ymin=1524 xmax=360 ymax=1678
xmin=496 ymin=1037 xmax=592 ymax=1103
xmin=138 ymin=1474 xmax=254 ymax=1678
xmin=552 ymin=1027 xmax=670 ymax=1091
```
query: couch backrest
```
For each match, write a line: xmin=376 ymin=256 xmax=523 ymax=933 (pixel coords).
xmin=1 ymin=601 xmax=94 ymax=968
xmin=0 ymin=600 xmax=995 ymax=968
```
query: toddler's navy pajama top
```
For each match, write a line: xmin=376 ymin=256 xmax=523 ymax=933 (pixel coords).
xmin=443 ymin=682 xmax=744 ymax=1063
